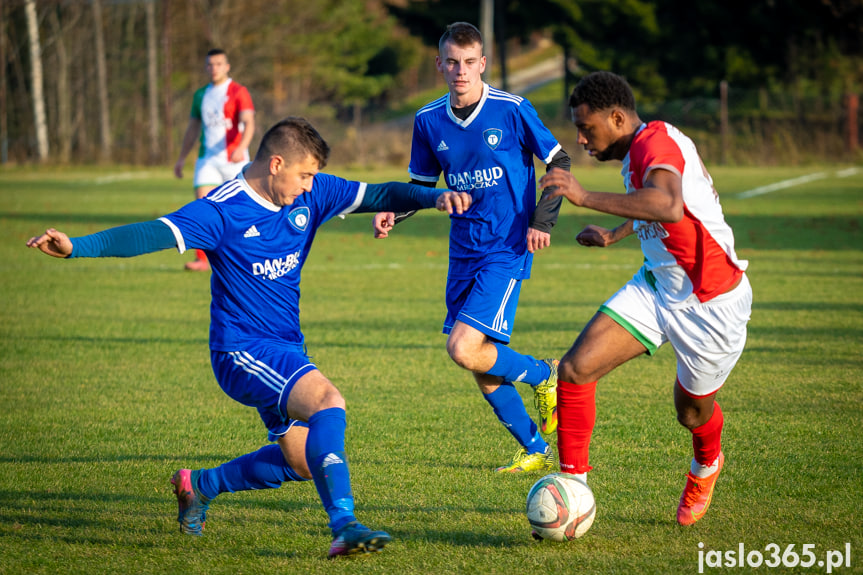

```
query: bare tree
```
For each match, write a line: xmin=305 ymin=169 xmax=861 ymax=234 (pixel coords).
xmin=145 ymin=0 xmax=160 ymax=163
xmin=24 ymin=0 xmax=48 ymax=161
xmin=0 ymin=0 xmax=7 ymax=164
xmin=91 ymin=0 xmax=112 ymax=162
xmin=162 ymin=0 xmax=173 ymax=160
xmin=47 ymin=7 xmax=72 ymax=163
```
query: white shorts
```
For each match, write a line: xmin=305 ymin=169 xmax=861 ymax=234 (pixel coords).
xmin=193 ymin=156 xmax=248 ymax=188
xmin=601 ymin=267 xmax=752 ymax=396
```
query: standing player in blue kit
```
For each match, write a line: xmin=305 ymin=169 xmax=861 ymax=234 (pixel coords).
xmin=374 ymin=22 xmax=572 ymax=473
xmin=27 ymin=117 xmax=471 ymax=558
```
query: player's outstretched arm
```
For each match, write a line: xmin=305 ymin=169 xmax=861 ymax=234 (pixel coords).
xmin=27 ymin=228 xmax=73 ymax=258
xmin=359 ymin=181 xmax=470 ymax=218
xmin=540 ymin=167 xmax=683 ymax=223
xmin=26 ymin=221 xmax=177 ymax=259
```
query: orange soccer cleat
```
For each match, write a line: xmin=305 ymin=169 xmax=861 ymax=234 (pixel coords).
xmin=676 ymin=451 xmax=724 ymax=526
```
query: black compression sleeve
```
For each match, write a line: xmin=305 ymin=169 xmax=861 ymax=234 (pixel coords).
xmin=530 ymin=148 xmax=571 ymax=233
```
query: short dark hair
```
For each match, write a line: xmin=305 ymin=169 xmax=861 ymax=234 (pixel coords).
xmin=206 ymin=48 xmax=227 ymax=59
xmin=439 ymin=22 xmax=483 ymax=52
xmin=256 ymin=117 xmax=330 ymax=169
xmin=569 ymin=71 xmax=636 ymax=113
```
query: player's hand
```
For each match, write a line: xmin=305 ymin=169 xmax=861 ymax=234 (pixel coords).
xmin=576 ymin=225 xmax=615 ymax=247
xmin=26 ymin=228 xmax=73 ymax=258
xmin=436 ymin=191 xmax=472 ymax=214
xmin=539 ymin=168 xmax=587 ymax=206
xmin=373 ymin=212 xmax=395 ymax=238
xmin=173 ymin=160 xmax=184 ymax=179
xmin=229 ymin=149 xmax=246 ymax=163
xmin=526 ymin=228 xmax=551 ymax=253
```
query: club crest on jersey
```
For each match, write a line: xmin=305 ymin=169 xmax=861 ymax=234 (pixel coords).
xmin=483 ymin=128 xmax=502 ymax=150
xmin=287 ymin=206 xmax=310 ymax=232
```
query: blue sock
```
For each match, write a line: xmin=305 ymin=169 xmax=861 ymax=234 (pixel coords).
xmin=487 ymin=343 xmax=550 ymax=386
xmin=484 ymin=384 xmax=547 ymax=454
xmin=196 ymin=443 xmax=309 ymax=500
xmin=306 ymin=407 xmax=356 ymax=533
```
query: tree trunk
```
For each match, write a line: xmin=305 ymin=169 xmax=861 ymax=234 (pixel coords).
xmin=481 ymin=0 xmax=493 ymax=83
xmin=495 ymin=0 xmax=507 ymax=91
xmin=92 ymin=0 xmax=112 ymax=162
xmin=146 ymin=0 xmax=160 ymax=164
xmin=48 ymin=8 xmax=71 ymax=163
xmin=25 ymin=0 xmax=49 ymax=161
xmin=162 ymin=0 xmax=174 ymax=161
xmin=0 ymin=0 xmax=8 ymax=164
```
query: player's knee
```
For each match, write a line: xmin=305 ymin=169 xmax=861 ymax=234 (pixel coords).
xmin=303 ymin=385 xmax=346 ymax=415
xmin=319 ymin=387 xmax=346 ymax=411
xmin=675 ymin=407 xmax=703 ymax=430
xmin=446 ymin=338 xmax=477 ymax=370
xmin=558 ymin=353 xmax=593 ymax=385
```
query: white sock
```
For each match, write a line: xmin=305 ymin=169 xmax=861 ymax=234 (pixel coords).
xmin=690 ymin=456 xmax=719 ymax=478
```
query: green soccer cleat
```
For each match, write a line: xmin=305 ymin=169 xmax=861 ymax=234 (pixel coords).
xmin=494 ymin=445 xmax=555 ymax=473
xmin=533 ymin=359 xmax=559 ymax=435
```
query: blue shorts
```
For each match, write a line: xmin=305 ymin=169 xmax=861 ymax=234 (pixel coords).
xmin=211 ymin=341 xmax=316 ymax=441
xmin=443 ymin=266 xmax=523 ymax=344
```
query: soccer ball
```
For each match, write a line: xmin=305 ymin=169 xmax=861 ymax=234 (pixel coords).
xmin=526 ymin=473 xmax=596 ymax=541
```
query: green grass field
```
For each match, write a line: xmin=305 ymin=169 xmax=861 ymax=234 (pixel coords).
xmin=1 ymin=164 xmax=861 ymax=574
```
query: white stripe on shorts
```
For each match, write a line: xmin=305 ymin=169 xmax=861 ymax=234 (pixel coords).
xmin=492 ymin=279 xmax=517 ymax=333
xmin=229 ymin=351 xmax=313 ymax=396
xmin=229 ymin=351 xmax=288 ymax=394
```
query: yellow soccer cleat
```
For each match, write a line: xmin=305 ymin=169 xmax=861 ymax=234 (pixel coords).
xmin=533 ymin=359 xmax=559 ymax=435
xmin=494 ymin=445 xmax=555 ymax=473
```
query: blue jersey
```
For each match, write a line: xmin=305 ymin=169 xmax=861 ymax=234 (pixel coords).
xmin=409 ymin=83 xmax=561 ymax=279
xmin=160 ymin=171 xmax=366 ymax=351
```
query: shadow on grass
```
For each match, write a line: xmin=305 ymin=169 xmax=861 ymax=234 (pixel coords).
xmin=0 ymin=453 xmax=231 ymax=465
xmin=1 ymin=212 xmax=164 ymax=226
xmin=14 ymin=334 xmax=209 ymax=346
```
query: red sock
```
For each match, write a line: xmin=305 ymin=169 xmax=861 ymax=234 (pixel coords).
xmin=691 ymin=401 xmax=723 ymax=466
xmin=557 ymin=380 xmax=596 ymax=474
xmin=195 ymin=249 xmax=208 ymax=262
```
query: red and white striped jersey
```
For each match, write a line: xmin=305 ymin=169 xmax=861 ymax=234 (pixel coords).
xmin=191 ymin=78 xmax=254 ymax=161
xmin=622 ymin=121 xmax=747 ymax=307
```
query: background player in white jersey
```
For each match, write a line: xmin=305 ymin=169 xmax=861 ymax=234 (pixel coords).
xmin=27 ymin=117 xmax=471 ymax=557
xmin=539 ymin=71 xmax=752 ymax=526
xmin=174 ymin=49 xmax=256 ymax=272
xmin=374 ymin=22 xmax=572 ymax=473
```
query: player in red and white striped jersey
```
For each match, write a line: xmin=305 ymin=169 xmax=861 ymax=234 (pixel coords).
xmin=539 ymin=71 xmax=752 ymax=526
xmin=174 ymin=49 xmax=255 ymax=271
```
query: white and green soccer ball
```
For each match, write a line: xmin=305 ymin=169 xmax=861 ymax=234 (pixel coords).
xmin=526 ymin=472 xmax=596 ymax=541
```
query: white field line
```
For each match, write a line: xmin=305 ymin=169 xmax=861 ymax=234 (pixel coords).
xmin=737 ymin=167 xmax=860 ymax=199
xmin=92 ymin=171 xmax=160 ymax=184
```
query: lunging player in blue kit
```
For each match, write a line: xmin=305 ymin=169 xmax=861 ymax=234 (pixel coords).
xmin=26 ymin=117 xmax=471 ymax=558
xmin=374 ymin=22 xmax=571 ymax=473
